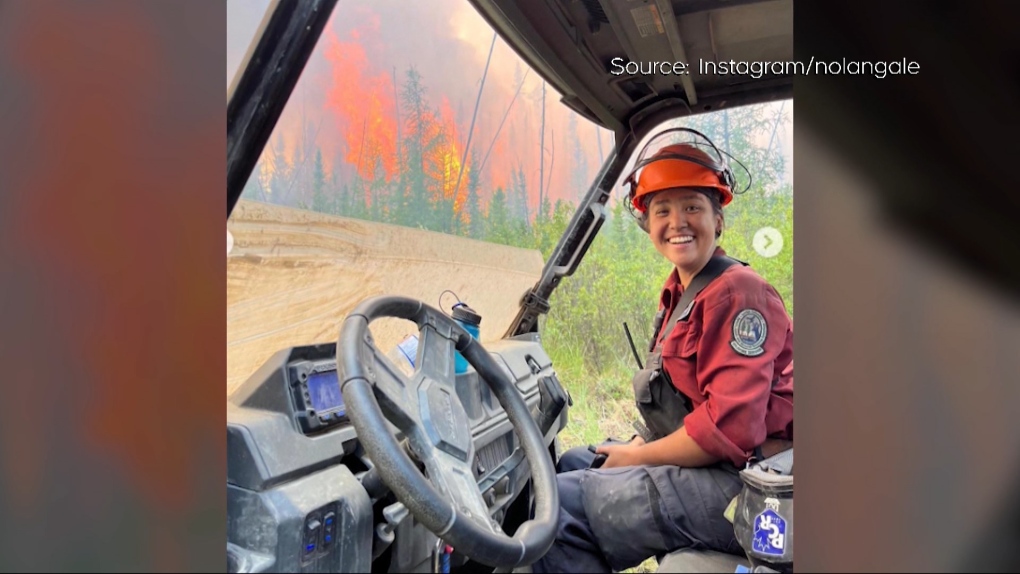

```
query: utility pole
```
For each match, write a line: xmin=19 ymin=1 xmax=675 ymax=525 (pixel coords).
xmin=393 ymin=66 xmax=401 ymax=170
xmin=452 ymin=33 xmax=497 ymax=208
xmin=539 ymin=81 xmax=546 ymax=218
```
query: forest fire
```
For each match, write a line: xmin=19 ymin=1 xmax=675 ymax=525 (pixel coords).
xmin=433 ymin=97 xmax=468 ymax=211
xmin=321 ymin=25 xmax=472 ymax=213
xmin=236 ymin=0 xmax=614 ymax=223
xmin=323 ymin=27 xmax=398 ymax=186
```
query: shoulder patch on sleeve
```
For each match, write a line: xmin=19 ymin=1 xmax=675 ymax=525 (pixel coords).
xmin=730 ymin=309 xmax=767 ymax=357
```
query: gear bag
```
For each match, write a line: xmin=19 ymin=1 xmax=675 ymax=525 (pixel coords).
xmin=632 ymin=256 xmax=745 ymax=442
xmin=631 ymin=349 xmax=692 ymax=441
xmin=731 ymin=449 xmax=794 ymax=573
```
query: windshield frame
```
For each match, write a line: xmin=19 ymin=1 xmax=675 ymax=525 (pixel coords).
xmin=227 ymin=0 xmax=339 ymax=218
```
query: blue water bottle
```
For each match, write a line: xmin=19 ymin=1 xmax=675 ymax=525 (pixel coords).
xmin=451 ymin=302 xmax=481 ymax=374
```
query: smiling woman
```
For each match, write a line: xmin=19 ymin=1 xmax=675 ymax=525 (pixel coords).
xmin=646 ymin=189 xmax=724 ymax=286
xmin=624 ymin=128 xmax=743 ymax=286
xmin=531 ymin=125 xmax=794 ymax=574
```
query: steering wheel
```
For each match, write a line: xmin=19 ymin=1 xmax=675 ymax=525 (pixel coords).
xmin=336 ymin=295 xmax=559 ymax=569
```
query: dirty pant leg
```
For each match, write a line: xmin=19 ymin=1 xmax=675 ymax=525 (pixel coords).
xmin=531 ymin=469 xmax=612 ymax=573
xmin=534 ymin=464 xmax=745 ymax=573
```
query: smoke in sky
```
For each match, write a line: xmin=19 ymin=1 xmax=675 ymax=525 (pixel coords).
xmin=226 ymin=0 xmax=791 ymax=214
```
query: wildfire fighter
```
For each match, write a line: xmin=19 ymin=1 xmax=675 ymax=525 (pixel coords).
xmin=531 ymin=127 xmax=794 ymax=573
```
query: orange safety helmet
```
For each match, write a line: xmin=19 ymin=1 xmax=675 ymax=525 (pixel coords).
xmin=624 ymin=128 xmax=743 ymax=214
xmin=628 ymin=144 xmax=734 ymax=212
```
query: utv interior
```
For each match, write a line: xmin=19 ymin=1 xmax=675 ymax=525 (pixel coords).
xmin=227 ymin=0 xmax=793 ymax=572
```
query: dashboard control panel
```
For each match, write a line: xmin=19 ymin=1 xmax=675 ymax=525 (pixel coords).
xmin=301 ymin=502 xmax=339 ymax=565
xmin=288 ymin=358 xmax=349 ymax=435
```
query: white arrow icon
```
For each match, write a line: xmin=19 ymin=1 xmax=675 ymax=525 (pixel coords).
xmin=753 ymin=227 xmax=783 ymax=258
xmin=227 ymin=230 xmax=234 ymax=256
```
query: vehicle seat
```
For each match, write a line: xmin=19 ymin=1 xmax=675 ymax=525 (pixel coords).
xmin=656 ymin=548 xmax=749 ymax=573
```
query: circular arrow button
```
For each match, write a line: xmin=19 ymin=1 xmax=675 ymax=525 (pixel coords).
xmin=753 ymin=227 xmax=784 ymax=258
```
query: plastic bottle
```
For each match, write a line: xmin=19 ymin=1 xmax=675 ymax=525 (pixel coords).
xmin=450 ymin=302 xmax=481 ymax=374
xmin=386 ymin=334 xmax=418 ymax=377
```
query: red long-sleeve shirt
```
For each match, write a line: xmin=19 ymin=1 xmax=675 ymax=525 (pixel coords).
xmin=656 ymin=248 xmax=794 ymax=467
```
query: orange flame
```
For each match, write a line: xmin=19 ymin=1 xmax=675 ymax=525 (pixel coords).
xmin=286 ymin=2 xmax=617 ymax=220
xmin=323 ymin=27 xmax=398 ymax=189
xmin=430 ymin=97 xmax=468 ymax=212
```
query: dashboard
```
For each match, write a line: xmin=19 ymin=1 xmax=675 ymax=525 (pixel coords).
xmin=226 ymin=333 xmax=570 ymax=573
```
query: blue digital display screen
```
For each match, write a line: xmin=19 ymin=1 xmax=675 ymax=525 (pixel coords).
xmin=307 ymin=370 xmax=345 ymax=415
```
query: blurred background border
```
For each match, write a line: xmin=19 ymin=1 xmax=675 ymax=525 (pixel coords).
xmin=0 ymin=1 xmax=1017 ymax=571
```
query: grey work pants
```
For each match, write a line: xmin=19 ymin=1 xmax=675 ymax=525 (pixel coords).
xmin=531 ymin=444 xmax=745 ymax=573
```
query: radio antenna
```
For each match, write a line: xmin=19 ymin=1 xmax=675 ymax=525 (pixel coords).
xmin=623 ymin=322 xmax=643 ymax=369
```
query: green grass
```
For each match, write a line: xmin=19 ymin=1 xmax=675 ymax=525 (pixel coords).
xmin=546 ymin=345 xmax=642 ymax=451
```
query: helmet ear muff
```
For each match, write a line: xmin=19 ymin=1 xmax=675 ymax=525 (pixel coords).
xmin=624 ymin=180 xmax=652 ymax=234
xmin=721 ymin=166 xmax=735 ymax=189
xmin=638 ymin=214 xmax=650 ymax=234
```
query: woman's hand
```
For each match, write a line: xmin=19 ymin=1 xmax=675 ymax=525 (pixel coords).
xmin=595 ymin=442 xmax=644 ymax=469
xmin=594 ymin=427 xmax=722 ymax=470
